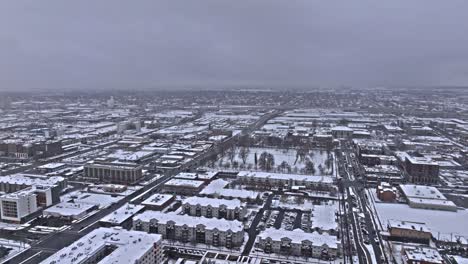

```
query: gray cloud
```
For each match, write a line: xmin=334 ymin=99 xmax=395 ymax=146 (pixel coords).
xmin=1 ymin=0 xmax=468 ymax=91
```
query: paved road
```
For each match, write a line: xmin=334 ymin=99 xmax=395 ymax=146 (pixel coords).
xmin=340 ymin=142 xmax=387 ymax=264
xmin=6 ymin=110 xmax=279 ymax=264
xmin=242 ymin=195 xmax=273 ymax=255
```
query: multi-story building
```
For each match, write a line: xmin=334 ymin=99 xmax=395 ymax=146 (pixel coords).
xmin=84 ymin=161 xmax=143 ymax=185
xmin=0 ymin=139 xmax=62 ymax=160
xmin=257 ymin=228 xmax=341 ymax=259
xmin=181 ymin=196 xmax=247 ymax=221
xmin=0 ymin=188 xmax=38 ymax=223
xmin=0 ymin=174 xmax=66 ymax=205
xmin=237 ymin=171 xmax=334 ymax=191
xmin=40 ymin=227 xmax=164 ymax=264
xmin=331 ymin=126 xmax=353 ymax=139
xmin=376 ymin=182 xmax=397 ymax=202
xmin=403 ymin=155 xmax=439 ymax=184
xmin=133 ymin=211 xmax=244 ymax=248
xmin=387 ymin=220 xmax=432 ymax=244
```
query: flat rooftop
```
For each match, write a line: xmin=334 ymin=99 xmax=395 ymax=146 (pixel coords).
xmin=99 ymin=203 xmax=144 ymax=225
xmin=40 ymin=227 xmax=162 ymax=264
xmin=141 ymin=193 xmax=174 ymax=207
xmin=388 ymin=219 xmax=431 ymax=233
xmin=164 ymin=179 xmax=205 ymax=188
xmin=44 ymin=201 xmax=96 ymax=217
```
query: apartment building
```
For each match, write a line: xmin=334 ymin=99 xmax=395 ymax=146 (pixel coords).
xmin=181 ymin=196 xmax=247 ymax=221
xmin=237 ymin=171 xmax=334 ymax=191
xmin=257 ymin=228 xmax=341 ymax=259
xmin=133 ymin=211 xmax=244 ymax=248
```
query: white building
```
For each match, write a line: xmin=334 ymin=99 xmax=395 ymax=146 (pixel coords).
xmin=133 ymin=211 xmax=244 ymax=248
xmin=331 ymin=126 xmax=353 ymax=139
xmin=40 ymin=227 xmax=164 ymax=264
xmin=400 ymin=184 xmax=457 ymax=211
xmin=99 ymin=203 xmax=144 ymax=228
xmin=257 ymin=228 xmax=341 ymax=259
xmin=43 ymin=201 xmax=97 ymax=220
xmin=181 ymin=196 xmax=247 ymax=221
xmin=200 ymin=179 xmax=260 ymax=202
xmin=0 ymin=188 xmax=38 ymax=223
xmin=237 ymin=171 xmax=334 ymax=191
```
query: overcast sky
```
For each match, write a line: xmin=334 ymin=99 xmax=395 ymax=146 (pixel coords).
xmin=1 ymin=0 xmax=468 ymax=91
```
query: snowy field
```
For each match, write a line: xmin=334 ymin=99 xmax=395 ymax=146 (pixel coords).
xmin=215 ymin=147 xmax=333 ymax=175
xmin=374 ymin=202 xmax=468 ymax=240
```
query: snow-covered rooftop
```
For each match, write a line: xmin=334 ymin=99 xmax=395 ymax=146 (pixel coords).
xmin=141 ymin=194 xmax=174 ymax=207
xmin=182 ymin=196 xmax=244 ymax=209
xmin=43 ymin=201 xmax=96 ymax=217
xmin=388 ymin=219 xmax=431 ymax=233
xmin=238 ymin=171 xmax=334 ymax=184
xmin=0 ymin=174 xmax=65 ymax=187
xmin=40 ymin=227 xmax=162 ymax=264
xmin=134 ymin=211 xmax=244 ymax=232
xmin=164 ymin=179 xmax=205 ymax=188
xmin=100 ymin=203 xmax=144 ymax=225
xmin=258 ymin=228 xmax=340 ymax=249
xmin=200 ymin=179 xmax=259 ymax=199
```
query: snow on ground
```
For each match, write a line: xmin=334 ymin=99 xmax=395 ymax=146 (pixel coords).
xmin=365 ymin=244 xmax=378 ymax=264
xmin=0 ymin=238 xmax=30 ymax=263
xmin=373 ymin=202 xmax=468 ymax=239
xmin=271 ymin=196 xmax=314 ymax=211
xmin=216 ymin=147 xmax=333 ymax=175
xmin=0 ymin=222 xmax=26 ymax=231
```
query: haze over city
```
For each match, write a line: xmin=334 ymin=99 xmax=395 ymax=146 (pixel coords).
xmin=0 ymin=1 xmax=467 ymax=264
xmin=1 ymin=0 xmax=468 ymax=91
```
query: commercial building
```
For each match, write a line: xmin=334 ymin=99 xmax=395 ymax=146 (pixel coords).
xmin=401 ymin=246 xmax=443 ymax=264
xmin=403 ymin=155 xmax=440 ymax=184
xmin=99 ymin=203 xmax=144 ymax=229
xmin=84 ymin=161 xmax=143 ymax=185
xmin=387 ymin=220 xmax=432 ymax=244
xmin=141 ymin=194 xmax=175 ymax=210
xmin=0 ymin=139 xmax=63 ymax=160
xmin=400 ymin=184 xmax=457 ymax=211
xmin=181 ymin=196 xmax=247 ymax=221
xmin=133 ymin=211 xmax=244 ymax=248
xmin=163 ymin=179 xmax=206 ymax=195
xmin=331 ymin=126 xmax=353 ymax=139
xmin=257 ymin=228 xmax=341 ymax=259
xmin=43 ymin=201 xmax=97 ymax=221
xmin=40 ymin=227 xmax=164 ymax=264
xmin=0 ymin=188 xmax=38 ymax=223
